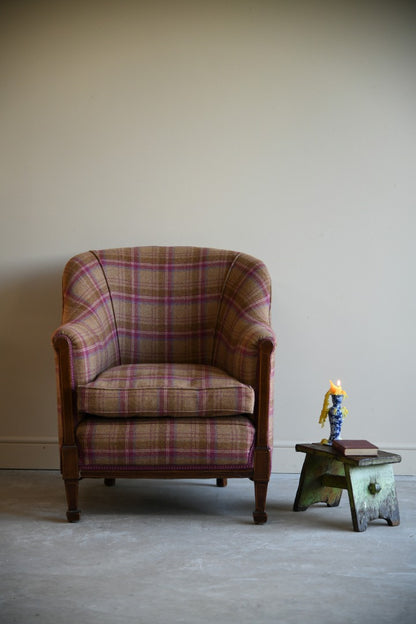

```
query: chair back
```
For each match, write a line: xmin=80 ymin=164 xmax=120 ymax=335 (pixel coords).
xmin=63 ymin=246 xmax=272 ymax=377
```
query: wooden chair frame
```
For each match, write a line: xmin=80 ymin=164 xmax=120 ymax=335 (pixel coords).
xmin=55 ymin=336 xmax=274 ymax=524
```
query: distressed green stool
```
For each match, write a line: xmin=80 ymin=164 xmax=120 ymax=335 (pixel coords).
xmin=293 ymin=443 xmax=401 ymax=532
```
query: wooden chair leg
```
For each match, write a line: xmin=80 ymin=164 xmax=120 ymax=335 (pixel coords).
xmin=64 ymin=478 xmax=80 ymax=522
xmin=253 ymin=480 xmax=268 ymax=524
xmin=104 ymin=478 xmax=116 ymax=487
xmin=216 ymin=478 xmax=228 ymax=487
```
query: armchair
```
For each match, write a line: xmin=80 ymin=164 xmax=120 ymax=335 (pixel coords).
xmin=52 ymin=247 xmax=276 ymax=523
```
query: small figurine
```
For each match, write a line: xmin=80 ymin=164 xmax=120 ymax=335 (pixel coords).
xmin=319 ymin=379 xmax=348 ymax=445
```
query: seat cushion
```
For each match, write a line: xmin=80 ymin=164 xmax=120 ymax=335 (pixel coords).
xmin=77 ymin=363 xmax=255 ymax=418
xmin=76 ymin=415 xmax=255 ymax=470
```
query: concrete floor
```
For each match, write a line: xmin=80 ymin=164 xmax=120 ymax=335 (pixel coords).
xmin=0 ymin=471 xmax=415 ymax=624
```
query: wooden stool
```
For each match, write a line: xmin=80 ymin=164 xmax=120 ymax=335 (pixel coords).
xmin=293 ymin=443 xmax=401 ymax=532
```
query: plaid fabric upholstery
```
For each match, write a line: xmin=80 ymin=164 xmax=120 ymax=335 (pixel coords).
xmin=53 ymin=252 xmax=120 ymax=385
xmin=94 ymin=246 xmax=236 ymax=366
xmin=78 ymin=363 xmax=254 ymax=418
xmin=76 ymin=416 xmax=256 ymax=470
xmin=213 ymin=252 xmax=274 ymax=387
xmin=53 ymin=246 xmax=275 ymax=389
xmin=52 ymin=246 xmax=276 ymax=455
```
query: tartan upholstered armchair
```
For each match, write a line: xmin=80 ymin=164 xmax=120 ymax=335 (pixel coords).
xmin=52 ymin=247 xmax=276 ymax=523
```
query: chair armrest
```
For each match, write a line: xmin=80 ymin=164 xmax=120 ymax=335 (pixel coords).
xmin=212 ymin=250 xmax=275 ymax=387
xmin=213 ymin=318 xmax=276 ymax=387
xmin=213 ymin=321 xmax=275 ymax=453
xmin=52 ymin=318 xmax=120 ymax=447
xmin=52 ymin=317 xmax=120 ymax=387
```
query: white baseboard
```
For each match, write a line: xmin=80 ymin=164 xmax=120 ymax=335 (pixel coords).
xmin=0 ymin=438 xmax=60 ymax=469
xmin=0 ymin=438 xmax=415 ymax=475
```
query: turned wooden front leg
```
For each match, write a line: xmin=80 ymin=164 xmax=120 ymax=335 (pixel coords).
xmin=64 ymin=478 xmax=80 ymax=522
xmin=61 ymin=444 xmax=80 ymax=522
xmin=253 ymin=480 xmax=268 ymax=524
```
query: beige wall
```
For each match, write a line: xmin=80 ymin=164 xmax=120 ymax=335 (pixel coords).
xmin=1 ymin=0 xmax=415 ymax=473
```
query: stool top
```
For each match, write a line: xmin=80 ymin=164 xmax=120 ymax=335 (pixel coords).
xmin=295 ymin=443 xmax=402 ymax=467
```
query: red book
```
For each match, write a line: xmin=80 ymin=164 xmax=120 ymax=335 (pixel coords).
xmin=332 ymin=439 xmax=378 ymax=456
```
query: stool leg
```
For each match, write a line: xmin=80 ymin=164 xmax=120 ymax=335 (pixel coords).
xmin=345 ymin=464 xmax=400 ymax=532
xmin=293 ymin=454 xmax=344 ymax=511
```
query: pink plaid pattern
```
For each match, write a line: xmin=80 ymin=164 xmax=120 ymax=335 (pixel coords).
xmin=213 ymin=251 xmax=274 ymax=386
xmin=52 ymin=247 xmax=275 ymax=451
xmin=76 ymin=415 xmax=256 ymax=469
xmin=78 ymin=363 xmax=254 ymax=418
xmin=53 ymin=252 xmax=120 ymax=385
xmin=95 ymin=247 xmax=237 ymax=366
xmin=53 ymin=247 xmax=274 ymax=389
